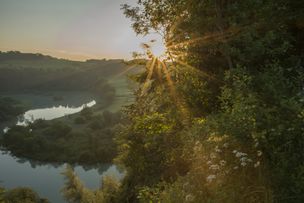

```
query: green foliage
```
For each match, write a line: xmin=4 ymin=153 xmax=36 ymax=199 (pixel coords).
xmin=114 ymin=78 xmax=192 ymax=201
xmin=115 ymin=0 xmax=304 ymax=202
xmin=61 ymin=165 xmax=120 ymax=203
xmin=2 ymin=187 xmax=49 ymax=203
xmin=214 ymin=66 xmax=304 ymax=201
xmin=0 ymin=51 xmax=126 ymax=102
xmin=62 ymin=165 xmax=95 ymax=203
xmin=80 ymin=107 xmax=93 ymax=120
xmin=74 ymin=116 xmax=86 ymax=124
xmin=0 ymin=111 xmax=121 ymax=164
xmin=0 ymin=97 xmax=26 ymax=122
xmin=100 ymin=176 xmax=121 ymax=203
xmin=0 ymin=187 xmax=5 ymax=203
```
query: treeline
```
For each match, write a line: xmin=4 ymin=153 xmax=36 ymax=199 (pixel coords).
xmin=0 ymin=110 xmax=121 ymax=165
xmin=0 ymin=51 xmax=123 ymax=67
xmin=62 ymin=0 xmax=304 ymax=203
xmin=0 ymin=51 xmax=55 ymax=61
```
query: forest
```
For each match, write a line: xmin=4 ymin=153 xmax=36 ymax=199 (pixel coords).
xmin=1 ymin=0 xmax=304 ymax=202
xmin=0 ymin=51 xmax=122 ymax=95
xmin=1 ymin=110 xmax=121 ymax=164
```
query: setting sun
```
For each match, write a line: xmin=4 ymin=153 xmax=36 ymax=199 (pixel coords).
xmin=150 ymin=39 xmax=167 ymax=59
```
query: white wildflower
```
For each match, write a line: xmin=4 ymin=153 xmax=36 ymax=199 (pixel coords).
xmin=215 ymin=146 xmax=222 ymax=153
xmin=207 ymin=160 xmax=212 ymax=165
xmin=210 ymin=153 xmax=216 ymax=159
xmin=241 ymin=162 xmax=247 ymax=167
xmin=185 ymin=194 xmax=195 ymax=202
xmin=233 ymin=166 xmax=239 ymax=170
xmin=235 ymin=152 xmax=247 ymax=158
xmin=257 ymin=150 xmax=263 ymax=157
xmin=240 ymin=157 xmax=247 ymax=162
xmin=206 ymin=174 xmax=216 ymax=183
xmin=209 ymin=164 xmax=220 ymax=170
xmin=254 ymin=161 xmax=260 ymax=168
xmin=220 ymin=160 xmax=226 ymax=166
xmin=233 ymin=150 xmax=237 ymax=154
xmin=223 ymin=143 xmax=229 ymax=148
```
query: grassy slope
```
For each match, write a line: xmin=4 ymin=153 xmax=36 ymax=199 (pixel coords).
xmin=0 ymin=52 xmax=125 ymax=93
xmin=53 ymin=71 xmax=137 ymax=130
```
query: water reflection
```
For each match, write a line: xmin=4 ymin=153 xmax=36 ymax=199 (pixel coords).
xmin=0 ymin=98 xmax=124 ymax=202
xmin=0 ymin=150 xmax=123 ymax=203
xmin=17 ymin=100 xmax=96 ymax=126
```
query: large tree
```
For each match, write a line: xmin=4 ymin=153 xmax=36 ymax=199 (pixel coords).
xmin=117 ymin=0 xmax=304 ymax=202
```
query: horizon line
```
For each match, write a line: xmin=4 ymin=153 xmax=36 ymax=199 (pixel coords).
xmin=0 ymin=49 xmax=132 ymax=62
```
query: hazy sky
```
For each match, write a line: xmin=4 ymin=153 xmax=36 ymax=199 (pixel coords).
xmin=0 ymin=0 xmax=164 ymax=60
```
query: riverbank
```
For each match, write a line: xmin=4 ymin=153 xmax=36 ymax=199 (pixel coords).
xmin=0 ymin=66 xmax=138 ymax=165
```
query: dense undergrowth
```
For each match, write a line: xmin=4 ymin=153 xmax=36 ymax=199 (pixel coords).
xmin=61 ymin=0 xmax=304 ymax=202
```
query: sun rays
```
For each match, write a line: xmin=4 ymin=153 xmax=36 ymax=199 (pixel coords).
xmin=131 ymin=25 xmax=237 ymax=120
xmin=138 ymin=40 xmax=191 ymax=120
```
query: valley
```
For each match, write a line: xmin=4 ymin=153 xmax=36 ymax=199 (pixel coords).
xmin=0 ymin=51 xmax=138 ymax=202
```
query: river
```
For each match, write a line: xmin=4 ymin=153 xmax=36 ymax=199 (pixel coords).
xmin=0 ymin=150 xmax=122 ymax=203
xmin=0 ymin=92 xmax=122 ymax=202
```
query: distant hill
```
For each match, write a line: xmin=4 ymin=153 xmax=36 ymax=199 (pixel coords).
xmin=0 ymin=51 xmax=124 ymax=70
xmin=0 ymin=51 xmax=129 ymax=92
xmin=0 ymin=51 xmax=55 ymax=61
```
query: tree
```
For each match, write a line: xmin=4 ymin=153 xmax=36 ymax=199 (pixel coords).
xmin=61 ymin=165 xmax=120 ymax=203
xmin=3 ymin=187 xmax=49 ymax=203
xmin=117 ymin=0 xmax=304 ymax=202
xmin=61 ymin=165 xmax=97 ymax=203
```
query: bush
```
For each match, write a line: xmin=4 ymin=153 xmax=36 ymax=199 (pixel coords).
xmin=4 ymin=187 xmax=50 ymax=203
xmin=74 ymin=116 xmax=86 ymax=124
xmin=80 ymin=107 xmax=93 ymax=120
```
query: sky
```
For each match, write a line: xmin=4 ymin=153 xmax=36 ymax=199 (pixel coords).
xmin=0 ymin=0 xmax=164 ymax=61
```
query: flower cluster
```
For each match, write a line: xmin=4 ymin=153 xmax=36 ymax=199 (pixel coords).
xmin=233 ymin=150 xmax=253 ymax=167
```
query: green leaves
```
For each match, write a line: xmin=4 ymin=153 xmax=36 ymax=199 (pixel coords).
xmin=134 ymin=113 xmax=172 ymax=136
xmin=119 ymin=0 xmax=304 ymax=202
